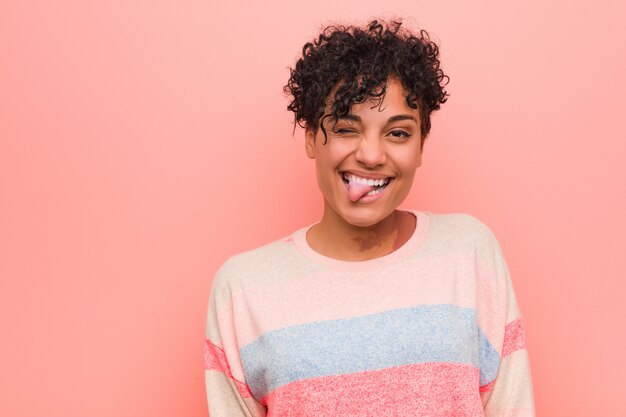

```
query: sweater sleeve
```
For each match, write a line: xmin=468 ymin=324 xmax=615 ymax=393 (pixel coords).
xmin=204 ymin=263 xmax=267 ymax=417
xmin=476 ymin=225 xmax=536 ymax=417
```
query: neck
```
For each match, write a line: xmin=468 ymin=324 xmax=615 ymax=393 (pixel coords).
xmin=307 ymin=206 xmax=416 ymax=261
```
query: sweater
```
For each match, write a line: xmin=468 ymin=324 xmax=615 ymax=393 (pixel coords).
xmin=204 ymin=211 xmax=535 ymax=417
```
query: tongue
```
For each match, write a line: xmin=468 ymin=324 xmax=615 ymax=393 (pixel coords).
xmin=348 ymin=182 xmax=375 ymax=202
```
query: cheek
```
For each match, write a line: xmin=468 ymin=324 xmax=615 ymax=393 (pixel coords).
xmin=315 ymin=142 xmax=354 ymax=170
xmin=327 ymin=140 xmax=358 ymax=158
xmin=394 ymin=151 xmax=422 ymax=175
xmin=314 ymin=158 xmax=339 ymax=190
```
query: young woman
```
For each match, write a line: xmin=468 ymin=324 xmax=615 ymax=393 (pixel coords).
xmin=205 ymin=20 xmax=535 ymax=417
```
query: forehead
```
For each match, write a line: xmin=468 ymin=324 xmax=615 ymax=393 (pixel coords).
xmin=324 ymin=78 xmax=419 ymax=119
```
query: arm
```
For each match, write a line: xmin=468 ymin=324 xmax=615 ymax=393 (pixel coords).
xmin=475 ymin=223 xmax=535 ymax=417
xmin=204 ymin=265 xmax=266 ymax=417
xmin=480 ymin=309 xmax=535 ymax=416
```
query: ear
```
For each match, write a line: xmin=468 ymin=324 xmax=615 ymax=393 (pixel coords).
xmin=304 ymin=127 xmax=316 ymax=159
xmin=416 ymin=136 xmax=426 ymax=167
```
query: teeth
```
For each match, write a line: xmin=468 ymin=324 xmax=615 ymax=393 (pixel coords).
xmin=344 ymin=173 xmax=389 ymax=186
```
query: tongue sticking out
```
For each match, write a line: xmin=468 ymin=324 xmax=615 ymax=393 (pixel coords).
xmin=348 ymin=182 xmax=375 ymax=202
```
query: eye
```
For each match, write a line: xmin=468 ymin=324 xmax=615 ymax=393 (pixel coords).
xmin=331 ymin=128 xmax=358 ymax=136
xmin=388 ymin=129 xmax=411 ymax=141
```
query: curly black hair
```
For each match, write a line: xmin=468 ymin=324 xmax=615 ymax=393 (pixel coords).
xmin=284 ymin=19 xmax=449 ymax=143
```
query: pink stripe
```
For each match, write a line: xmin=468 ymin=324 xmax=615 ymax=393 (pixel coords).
xmin=204 ymin=339 xmax=229 ymax=373
xmin=502 ymin=317 xmax=526 ymax=357
xmin=223 ymin=253 xmax=506 ymax=349
xmin=262 ymin=362 xmax=483 ymax=416
xmin=479 ymin=380 xmax=496 ymax=392
xmin=204 ymin=340 xmax=253 ymax=398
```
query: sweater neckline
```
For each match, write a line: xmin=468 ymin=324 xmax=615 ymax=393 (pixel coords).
xmin=291 ymin=210 xmax=430 ymax=272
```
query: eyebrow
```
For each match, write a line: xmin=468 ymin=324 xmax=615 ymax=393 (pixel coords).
xmin=336 ymin=114 xmax=417 ymax=123
xmin=388 ymin=114 xmax=417 ymax=123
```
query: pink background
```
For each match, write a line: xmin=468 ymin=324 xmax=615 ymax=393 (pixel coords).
xmin=1 ymin=0 xmax=625 ymax=416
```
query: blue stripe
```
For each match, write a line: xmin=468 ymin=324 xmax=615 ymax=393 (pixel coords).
xmin=241 ymin=304 xmax=499 ymax=399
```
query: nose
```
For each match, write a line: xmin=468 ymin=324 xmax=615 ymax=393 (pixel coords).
xmin=355 ymin=136 xmax=387 ymax=168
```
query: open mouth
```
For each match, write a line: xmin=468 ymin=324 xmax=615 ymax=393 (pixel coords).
xmin=341 ymin=172 xmax=392 ymax=199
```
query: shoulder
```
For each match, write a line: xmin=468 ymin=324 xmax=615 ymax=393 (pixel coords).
xmin=423 ymin=211 xmax=499 ymax=250
xmin=212 ymin=232 xmax=319 ymax=292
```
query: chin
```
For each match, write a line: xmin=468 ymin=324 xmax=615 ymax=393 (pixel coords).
xmin=337 ymin=206 xmax=394 ymax=228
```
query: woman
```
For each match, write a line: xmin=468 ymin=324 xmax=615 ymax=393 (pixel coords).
xmin=205 ymin=19 xmax=535 ymax=417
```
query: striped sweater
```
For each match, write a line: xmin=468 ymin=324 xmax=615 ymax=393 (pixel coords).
xmin=204 ymin=211 xmax=535 ymax=416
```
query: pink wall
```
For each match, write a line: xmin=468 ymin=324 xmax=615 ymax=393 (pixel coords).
xmin=1 ymin=0 xmax=625 ymax=416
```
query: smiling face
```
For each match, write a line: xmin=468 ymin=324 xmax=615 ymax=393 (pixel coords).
xmin=305 ymin=78 xmax=423 ymax=228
